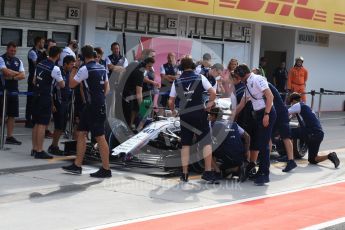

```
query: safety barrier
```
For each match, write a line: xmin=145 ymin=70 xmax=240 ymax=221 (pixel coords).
xmin=317 ymin=88 xmax=345 ymax=119
xmin=0 ymin=90 xmax=75 ymax=150
xmin=283 ymin=89 xmax=345 ymax=118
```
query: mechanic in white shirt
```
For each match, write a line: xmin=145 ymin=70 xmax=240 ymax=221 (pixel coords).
xmin=234 ymin=64 xmax=276 ymax=186
xmin=58 ymin=40 xmax=78 ymax=67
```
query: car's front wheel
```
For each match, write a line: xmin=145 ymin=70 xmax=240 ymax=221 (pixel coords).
xmin=293 ymin=138 xmax=308 ymax=159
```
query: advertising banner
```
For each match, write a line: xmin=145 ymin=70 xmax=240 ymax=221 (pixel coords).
xmin=101 ymin=0 xmax=345 ymax=33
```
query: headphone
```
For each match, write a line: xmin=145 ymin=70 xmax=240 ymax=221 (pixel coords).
xmin=234 ymin=65 xmax=250 ymax=78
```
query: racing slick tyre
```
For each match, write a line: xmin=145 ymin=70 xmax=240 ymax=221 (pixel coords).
xmin=293 ymin=138 xmax=307 ymax=159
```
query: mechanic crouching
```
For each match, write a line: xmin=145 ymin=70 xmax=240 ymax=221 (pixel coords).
xmin=288 ymin=93 xmax=340 ymax=168
xmin=208 ymin=107 xmax=250 ymax=182
xmin=169 ymin=56 xmax=217 ymax=183
xmin=234 ymin=64 xmax=276 ymax=186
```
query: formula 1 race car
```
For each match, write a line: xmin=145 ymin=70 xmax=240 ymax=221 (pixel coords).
xmin=64 ymin=99 xmax=306 ymax=176
xmin=63 ymin=94 xmax=234 ymax=174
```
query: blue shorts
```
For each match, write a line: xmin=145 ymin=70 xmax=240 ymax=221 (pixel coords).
xmin=77 ymin=104 xmax=106 ymax=137
xmin=53 ymin=100 xmax=70 ymax=131
xmin=214 ymin=150 xmax=244 ymax=169
xmin=292 ymin=128 xmax=324 ymax=164
xmin=180 ymin=111 xmax=211 ymax=147
xmin=32 ymin=96 xmax=52 ymax=126
xmin=273 ymin=110 xmax=291 ymax=139
xmin=6 ymin=95 xmax=19 ymax=117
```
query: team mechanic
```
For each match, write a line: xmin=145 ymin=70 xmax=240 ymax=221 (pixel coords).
xmin=62 ymin=45 xmax=111 ymax=178
xmin=32 ymin=46 xmax=65 ymax=159
xmin=247 ymin=78 xmax=297 ymax=174
xmin=160 ymin=52 xmax=180 ymax=112
xmin=234 ymin=64 xmax=276 ymax=186
xmin=48 ymin=55 xmax=76 ymax=155
xmin=26 ymin=37 xmax=46 ymax=128
xmin=58 ymin=40 xmax=78 ymax=67
xmin=268 ymin=82 xmax=297 ymax=172
xmin=288 ymin=93 xmax=340 ymax=168
xmin=209 ymin=107 xmax=250 ymax=182
xmin=106 ymin=42 xmax=128 ymax=77
xmin=0 ymin=42 xmax=25 ymax=145
xmin=169 ymin=56 xmax=217 ymax=183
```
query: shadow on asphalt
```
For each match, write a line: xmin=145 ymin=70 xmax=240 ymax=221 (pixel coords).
xmin=29 ymin=180 xmax=103 ymax=203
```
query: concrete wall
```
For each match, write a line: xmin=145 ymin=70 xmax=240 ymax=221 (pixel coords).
xmin=295 ymin=33 xmax=345 ymax=111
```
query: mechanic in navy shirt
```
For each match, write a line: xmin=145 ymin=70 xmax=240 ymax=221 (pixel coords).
xmin=106 ymin=42 xmax=128 ymax=77
xmin=195 ymin=53 xmax=212 ymax=76
xmin=160 ymin=52 xmax=180 ymax=110
xmin=48 ymin=55 xmax=75 ymax=155
xmin=235 ymin=64 xmax=276 ymax=185
xmin=269 ymin=82 xmax=297 ymax=172
xmin=231 ymin=70 xmax=258 ymax=179
xmin=0 ymin=42 xmax=25 ymax=145
xmin=32 ymin=46 xmax=65 ymax=159
xmin=209 ymin=107 xmax=250 ymax=182
xmin=169 ymin=56 xmax=217 ymax=183
xmin=62 ymin=45 xmax=112 ymax=178
xmin=288 ymin=92 xmax=339 ymax=168
xmin=94 ymin=47 xmax=107 ymax=69
xmin=26 ymin=36 xmax=46 ymax=128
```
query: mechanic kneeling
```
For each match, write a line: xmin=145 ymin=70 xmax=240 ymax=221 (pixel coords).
xmin=209 ymin=107 xmax=250 ymax=182
xmin=288 ymin=93 xmax=340 ymax=168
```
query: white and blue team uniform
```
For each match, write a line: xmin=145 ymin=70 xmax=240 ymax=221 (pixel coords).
xmin=211 ymin=120 xmax=246 ymax=169
xmin=170 ymin=71 xmax=212 ymax=146
xmin=160 ymin=63 xmax=180 ymax=108
xmin=0 ymin=55 xmax=25 ymax=118
xmin=33 ymin=59 xmax=63 ymax=125
xmin=269 ymin=82 xmax=291 ymax=139
xmin=289 ymin=102 xmax=323 ymax=164
xmin=58 ymin=46 xmax=76 ymax=67
xmin=74 ymin=61 xmax=108 ymax=137
xmin=243 ymin=73 xmax=276 ymax=180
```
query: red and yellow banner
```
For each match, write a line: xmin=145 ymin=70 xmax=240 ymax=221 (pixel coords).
xmin=215 ymin=0 xmax=345 ymax=34
xmin=103 ymin=0 xmax=345 ymax=34
xmin=101 ymin=0 xmax=215 ymax=15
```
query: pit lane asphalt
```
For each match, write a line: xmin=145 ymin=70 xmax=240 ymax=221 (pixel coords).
xmin=0 ymin=112 xmax=344 ymax=230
